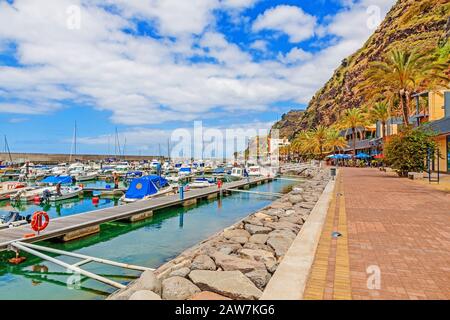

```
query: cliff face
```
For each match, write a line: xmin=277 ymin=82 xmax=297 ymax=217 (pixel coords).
xmin=276 ymin=0 xmax=450 ymax=136
xmin=271 ymin=110 xmax=305 ymax=140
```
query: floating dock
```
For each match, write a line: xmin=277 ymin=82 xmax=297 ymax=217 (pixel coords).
xmin=0 ymin=177 xmax=272 ymax=251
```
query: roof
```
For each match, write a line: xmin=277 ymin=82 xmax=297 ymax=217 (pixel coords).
xmin=426 ymin=117 xmax=450 ymax=135
xmin=343 ymin=138 xmax=382 ymax=151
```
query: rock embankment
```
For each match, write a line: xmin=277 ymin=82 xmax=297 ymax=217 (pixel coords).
xmin=108 ymin=167 xmax=330 ymax=300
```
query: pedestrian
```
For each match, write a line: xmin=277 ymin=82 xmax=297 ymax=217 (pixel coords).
xmin=56 ymin=182 xmax=62 ymax=196
xmin=113 ymin=172 xmax=119 ymax=189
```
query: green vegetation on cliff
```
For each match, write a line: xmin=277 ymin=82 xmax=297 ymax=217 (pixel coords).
xmin=276 ymin=0 xmax=450 ymax=135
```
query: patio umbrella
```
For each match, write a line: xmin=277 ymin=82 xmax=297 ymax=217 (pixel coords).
xmin=355 ymin=152 xmax=371 ymax=159
xmin=374 ymin=154 xmax=385 ymax=159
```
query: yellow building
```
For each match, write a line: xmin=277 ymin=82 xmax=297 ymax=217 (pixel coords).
xmin=414 ymin=90 xmax=450 ymax=173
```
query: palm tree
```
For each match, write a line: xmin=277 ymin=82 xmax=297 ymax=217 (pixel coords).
xmin=360 ymin=49 xmax=449 ymax=125
xmin=369 ymin=101 xmax=390 ymax=138
xmin=337 ymin=108 xmax=369 ymax=156
xmin=292 ymin=126 xmax=329 ymax=159
xmin=325 ymin=129 xmax=348 ymax=154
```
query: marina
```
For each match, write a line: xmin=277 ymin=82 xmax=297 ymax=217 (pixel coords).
xmin=0 ymin=176 xmax=272 ymax=251
xmin=0 ymin=177 xmax=295 ymax=300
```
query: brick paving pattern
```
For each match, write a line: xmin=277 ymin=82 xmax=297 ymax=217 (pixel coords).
xmin=305 ymin=168 xmax=450 ymax=300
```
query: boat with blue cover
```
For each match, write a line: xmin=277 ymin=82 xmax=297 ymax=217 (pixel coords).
xmin=120 ymin=175 xmax=175 ymax=203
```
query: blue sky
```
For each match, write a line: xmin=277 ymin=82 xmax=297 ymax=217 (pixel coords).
xmin=0 ymin=0 xmax=395 ymax=156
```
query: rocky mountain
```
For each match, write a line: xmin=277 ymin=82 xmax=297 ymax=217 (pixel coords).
xmin=273 ymin=0 xmax=450 ymax=138
xmin=271 ymin=110 xmax=305 ymax=140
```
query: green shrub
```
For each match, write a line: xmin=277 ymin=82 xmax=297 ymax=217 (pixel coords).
xmin=384 ymin=127 xmax=436 ymax=177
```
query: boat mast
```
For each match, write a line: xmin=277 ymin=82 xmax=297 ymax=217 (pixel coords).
xmin=69 ymin=121 xmax=77 ymax=163
xmin=4 ymin=135 xmax=13 ymax=163
xmin=167 ymin=138 xmax=171 ymax=162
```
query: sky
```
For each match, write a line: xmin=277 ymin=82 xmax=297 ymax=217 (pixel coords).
xmin=0 ymin=0 xmax=396 ymax=156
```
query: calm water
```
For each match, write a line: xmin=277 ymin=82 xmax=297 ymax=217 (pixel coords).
xmin=0 ymin=179 xmax=296 ymax=300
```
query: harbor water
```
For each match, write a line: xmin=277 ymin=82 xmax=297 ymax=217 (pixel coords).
xmin=0 ymin=178 xmax=297 ymax=300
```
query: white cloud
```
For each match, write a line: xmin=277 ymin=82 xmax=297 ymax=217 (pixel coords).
xmin=0 ymin=0 xmax=396 ymax=131
xmin=278 ymin=47 xmax=313 ymax=64
xmin=249 ymin=40 xmax=268 ymax=52
xmin=252 ymin=5 xmax=317 ymax=43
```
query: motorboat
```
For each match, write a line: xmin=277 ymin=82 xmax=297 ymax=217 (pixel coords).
xmin=188 ymin=178 xmax=215 ymax=189
xmin=212 ymin=167 xmax=225 ymax=177
xmin=0 ymin=211 xmax=30 ymax=229
xmin=72 ymin=171 xmax=98 ymax=182
xmin=49 ymin=186 xmax=83 ymax=202
xmin=120 ymin=175 xmax=174 ymax=203
xmin=38 ymin=175 xmax=73 ymax=186
xmin=10 ymin=186 xmax=57 ymax=202
xmin=229 ymin=167 xmax=246 ymax=180
xmin=0 ymin=182 xmax=29 ymax=201
xmin=125 ymin=171 xmax=144 ymax=183
xmin=247 ymin=165 xmax=262 ymax=177
xmin=178 ymin=166 xmax=192 ymax=177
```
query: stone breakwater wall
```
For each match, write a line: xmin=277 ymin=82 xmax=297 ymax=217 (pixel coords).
xmin=108 ymin=166 xmax=330 ymax=301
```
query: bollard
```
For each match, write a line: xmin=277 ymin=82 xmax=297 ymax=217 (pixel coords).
xmin=179 ymin=185 xmax=184 ymax=200
xmin=330 ymin=167 xmax=337 ymax=180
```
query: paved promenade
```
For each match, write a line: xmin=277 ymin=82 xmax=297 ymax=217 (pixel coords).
xmin=304 ymin=168 xmax=450 ymax=300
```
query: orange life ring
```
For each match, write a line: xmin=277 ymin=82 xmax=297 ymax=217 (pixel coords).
xmin=30 ymin=211 xmax=50 ymax=232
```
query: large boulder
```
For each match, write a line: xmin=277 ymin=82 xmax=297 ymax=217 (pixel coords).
xmin=239 ymin=248 xmax=277 ymax=272
xmin=189 ymin=291 xmax=232 ymax=300
xmin=270 ymin=201 xmax=293 ymax=210
xmin=191 ymin=255 xmax=216 ymax=271
xmin=267 ymin=235 xmax=294 ymax=258
xmin=244 ymin=224 xmax=272 ymax=235
xmin=228 ymin=236 xmax=248 ymax=245
xmin=268 ymin=229 xmax=297 ymax=240
xmin=244 ymin=269 xmax=271 ymax=290
xmin=249 ymin=234 xmax=268 ymax=244
xmin=129 ymin=290 xmax=162 ymax=300
xmin=243 ymin=216 xmax=264 ymax=226
xmin=223 ymin=229 xmax=250 ymax=240
xmin=243 ymin=242 xmax=275 ymax=254
xmin=254 ymin=212 xmax=274 ymax=221
xmin=130 ymin=270 xmax=162 ymax=295
xmin=188 ymin=270 xmax=262 ymax=300
xmin=264 ymin=221 xmax=300 ymax=233
xmin=288 ymin=194 xmax=304 ymax=204
xmin=279 ymin=215 xmax=304 ymax=225
xmin=215 ymin=242 xmax=242 ymax=255
xmin=299 ymin=202 xmax=316 ymax=209
xmin=212 ymin=252 xmax=266 ymax=273
xmin=162 ymin=276 xmax=201 ymax=300
xmin=265 ymin=208 xmax=285 ymax=217
xmin=170 ymin=267 xmax=191 ymax=278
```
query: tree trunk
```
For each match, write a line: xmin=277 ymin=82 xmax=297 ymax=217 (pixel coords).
xmin=400 ymin=90 xmax=409 ymax=126
xmin=382 ymin=122 xmax=386 ymax=138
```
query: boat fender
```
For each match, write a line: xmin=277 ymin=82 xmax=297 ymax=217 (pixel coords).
xmin=30 ymin=211 xmax=50 ymax=232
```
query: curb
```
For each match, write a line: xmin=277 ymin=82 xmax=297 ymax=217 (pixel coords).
xmin=260 ymin=176 xmax=336 ymax=300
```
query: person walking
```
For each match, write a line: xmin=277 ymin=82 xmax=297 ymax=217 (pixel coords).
xmin=113 ymin=172 xmax=119 ymax=189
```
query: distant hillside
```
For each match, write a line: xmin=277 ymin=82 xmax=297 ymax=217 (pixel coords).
xmin=271 ymin=110 xmax=305 ymax=140
xmin=273 ymin=0 xmax=450 ymax=136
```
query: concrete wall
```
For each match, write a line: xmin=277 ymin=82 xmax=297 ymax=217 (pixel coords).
xmin=0 ymin=152 xmax=162 ymax=164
